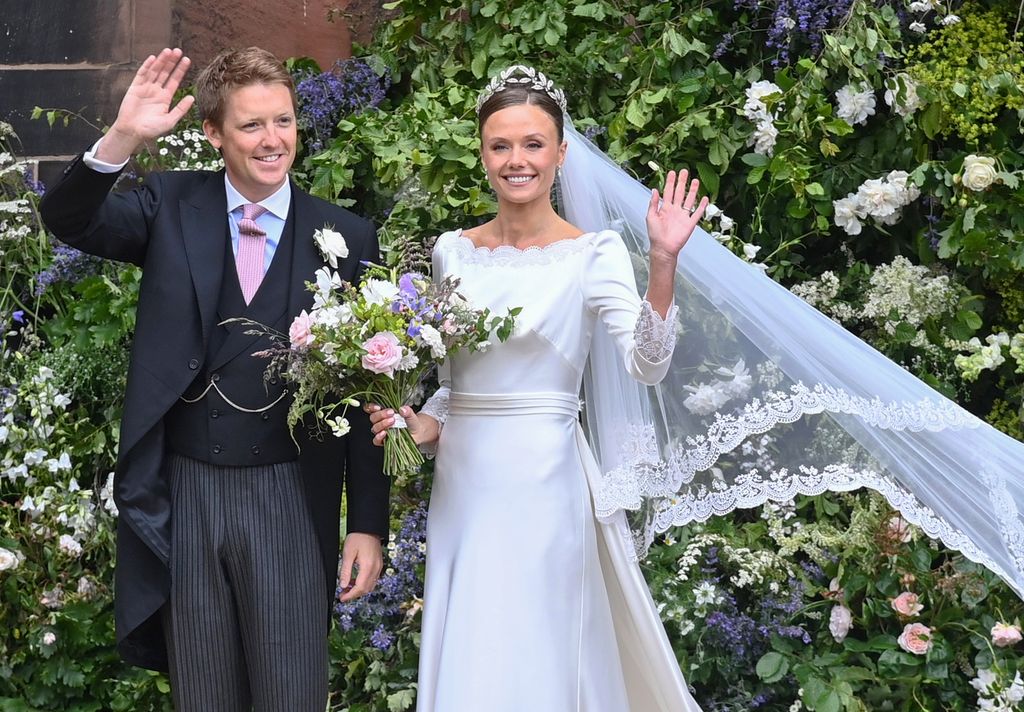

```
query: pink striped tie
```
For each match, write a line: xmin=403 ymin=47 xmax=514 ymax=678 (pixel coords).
xmin=236 ymin=203 xmax=268 ymax=304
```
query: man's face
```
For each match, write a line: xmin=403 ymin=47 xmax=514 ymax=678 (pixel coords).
xmin=203 ymin=83 xmax=297 ymax=202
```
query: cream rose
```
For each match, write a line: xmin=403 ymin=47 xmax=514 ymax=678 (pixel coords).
xmin=991 ymin=622 xmax=1023 ymax=648
xmin=891 ymin=591 xmax=924 ymax=617
xmin=961 ymin=154 xmax=998 ymax=192
xmin=0 ymin=547 xmax=19 ymax=571
xmin=897 ymin=622 xmax=933 ymax=655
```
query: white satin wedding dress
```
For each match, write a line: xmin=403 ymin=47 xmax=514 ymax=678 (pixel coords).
xmin=415 ymin=228 xmax=703 ymax=712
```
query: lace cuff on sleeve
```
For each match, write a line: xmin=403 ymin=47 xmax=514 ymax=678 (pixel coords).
xmin=634 ymin=300 xmax=678 ymax=364
xmin=417 ymin=386 xmax=450 ymax=457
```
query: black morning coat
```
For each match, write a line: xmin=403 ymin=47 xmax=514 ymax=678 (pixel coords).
xmin=39 ymin=157 xmax=389 ymax=670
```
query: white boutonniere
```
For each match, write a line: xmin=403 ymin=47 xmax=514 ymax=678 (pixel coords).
xmin=314 ymin=225 xmax=349 ymax=268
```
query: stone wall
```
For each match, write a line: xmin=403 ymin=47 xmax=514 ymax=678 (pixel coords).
xmin=1 ymin=0 xmax=379 ymax=186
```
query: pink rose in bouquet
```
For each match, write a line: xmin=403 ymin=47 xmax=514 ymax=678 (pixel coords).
xmin=361 ymin=332 xmax=404 ymax=377
xmin=289 ymin=310 xmax=316 ymax=349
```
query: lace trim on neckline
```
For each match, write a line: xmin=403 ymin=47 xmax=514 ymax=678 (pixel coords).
xmin=438 ymin=228 xmax=600 ymax=266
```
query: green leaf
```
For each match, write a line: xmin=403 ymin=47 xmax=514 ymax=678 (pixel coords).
xmin=805 ymin=182 xmax=825 ymax=197
xmin=920 ymin=103 xmax=941 ymax=139
xmin=951 ymin=82 xmax=968 ymax=98
xmin=963 ymin=206 xmax=978 ymax=231
xmin=696 ymin=162 xmax=719 ymax=196
xmin=756 ymin=652 xmax=789 ymax=683
xmin=741 ymin=152 xmax=770 ymax=167
xmin=624 ymin=99 xmax=651 ymax=128
xmin=386 ymin=688 xmax=415 ymax=712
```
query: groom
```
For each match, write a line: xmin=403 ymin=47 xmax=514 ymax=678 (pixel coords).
xmin=39 ymin=47 xmax=388 ymax=710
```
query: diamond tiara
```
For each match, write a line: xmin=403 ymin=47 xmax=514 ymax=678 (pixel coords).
xmin=475 ymin=64 xmax=568 ymax=115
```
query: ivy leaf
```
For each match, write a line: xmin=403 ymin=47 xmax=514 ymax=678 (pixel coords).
xmin=386 ymin=688 xmax=416 ymax=712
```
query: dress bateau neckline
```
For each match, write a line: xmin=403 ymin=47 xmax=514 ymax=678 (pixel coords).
xmin=453 ymin=227 xmax=597 ymax=254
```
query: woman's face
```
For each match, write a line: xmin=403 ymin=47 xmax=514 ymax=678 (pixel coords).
xmin=480 ymin=103 xmax=566 ymax=207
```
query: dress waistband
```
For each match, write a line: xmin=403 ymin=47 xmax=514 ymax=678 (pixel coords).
xmin=449 ymin=391 xmax=582 ymax=418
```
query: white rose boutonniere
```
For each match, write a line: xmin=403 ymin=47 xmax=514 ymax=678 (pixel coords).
xmin=961 ymin=154 xmax=998 ymax=192
xmin=314 ymin=226 xmax=349 ymax=268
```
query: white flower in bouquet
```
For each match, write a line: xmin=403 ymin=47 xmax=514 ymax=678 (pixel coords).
xmin=829 ymin=604 xmax=853 ymax=642
xmin=24 ymin=448 xmax=46 ymax=466
xmin=325 ymin=416 xmax=351 ymax=438
xmin=313 ymin=266 xmax=343 ymax=309
xmin=58 ymin=534 xmax=83 ymax=558
xmin=0 ymin=547 xmax=19 ymax=571
xmin=718 ymin=215 xmax=735 ymax=232
xmin=961 ymin=154 xmax=998 ymax=191
xmin=909 ymin=0 xmax=934 ymax=11
xmin=361 ymin=278 xmax=401 ymax=306
xmin=313 ymin=226 xmax=349 ymax=268
xmin=316 ymin=303 xmax=354 ymax=328
xmin=909 ymin=21 xmax=927 ymax=33
xmin=741 ymin=243 xmax=761 ymax=261
xmin=941 ymin=14 xmax=960 ymax=25
xmin=835 ymin=84 xmax=877 ymax=126
xmin=418 ymin=324 xmax=447 ymax=359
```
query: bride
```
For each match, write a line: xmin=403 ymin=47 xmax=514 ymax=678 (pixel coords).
xmin=371 ymin=64 xmax=1024 ymax=710
xmin=368 ymin=66 xmax=707 ymax=710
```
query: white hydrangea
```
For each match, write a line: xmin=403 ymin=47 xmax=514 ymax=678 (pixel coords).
xmin=861 ymin=256 xmax=959 ymax=334
xmin=835 ymin=84 xmax=877 ymax=126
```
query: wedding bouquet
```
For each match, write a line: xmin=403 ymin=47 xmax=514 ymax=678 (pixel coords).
xmin=249 ymin=227 xmax=518 ymax=479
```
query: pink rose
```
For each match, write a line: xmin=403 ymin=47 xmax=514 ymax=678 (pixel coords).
xmin=897 ymin=623 xmax=932 ymax=655
xmin=289 ymin=310 xmax=315 ymax=349
xmin=991 ymin=622 xmax=1023 ymax=648
xmin=891 ymin=592 xmax=923 ymax=618
xmin=361 ymin=332 xmax=404 ymax=377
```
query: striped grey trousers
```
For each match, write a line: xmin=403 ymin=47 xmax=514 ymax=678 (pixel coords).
xmin=162 ymin=454 xmax=329 ymax=711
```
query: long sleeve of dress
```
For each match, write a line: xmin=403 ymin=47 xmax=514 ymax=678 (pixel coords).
xmin=581 ymin=231 xmax=678 ymax=385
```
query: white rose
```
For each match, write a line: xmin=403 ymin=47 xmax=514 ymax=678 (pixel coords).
xmin=749 ymin=120 xmax=779 ymax=156
xmin=961 ymin=154 xmax=998 ymax=191
xmin=829 ymin=604 xmax=853 ymax=642
xmin=835 ymin=84 xmax=877 ymax=126
xmin=313 ymin=227 xmax=349 ymax=268
xmin=833 ymin=196 xmax=864 ymax=235
xmin=361 ymin=278 xmax=401 ymax=306
xmin=0 ymin=547 xmax=19 ymax=571
xmin=857 ymin=178 xmax=902 ymax=219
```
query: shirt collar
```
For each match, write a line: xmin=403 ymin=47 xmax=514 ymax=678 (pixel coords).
xmin=224 ymin=175 xmax=292 ymax=220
